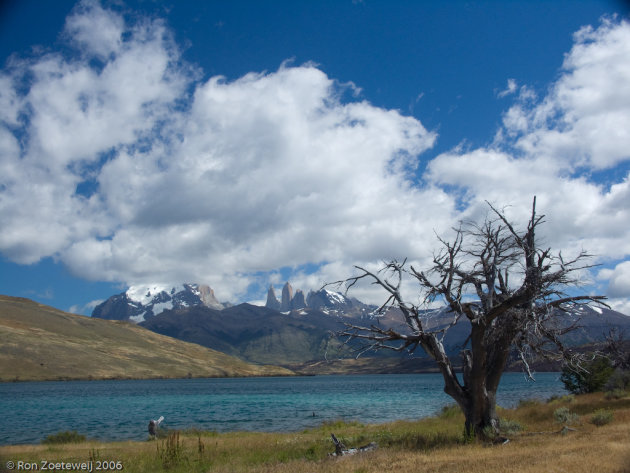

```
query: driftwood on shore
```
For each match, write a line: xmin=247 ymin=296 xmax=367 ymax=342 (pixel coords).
xmin=329 ymin=433 xmax=378 ymax=456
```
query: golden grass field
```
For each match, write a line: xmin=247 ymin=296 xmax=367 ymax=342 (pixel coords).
xmin=1 ymin=392 xmax=629 ymax=473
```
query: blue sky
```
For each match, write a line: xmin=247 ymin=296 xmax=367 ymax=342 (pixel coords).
xmin=1 ymin=0 xmax=629 ymax=315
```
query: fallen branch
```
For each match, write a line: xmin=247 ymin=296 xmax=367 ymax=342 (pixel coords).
xmin=329 ymin=433 xmax=378 ymax=456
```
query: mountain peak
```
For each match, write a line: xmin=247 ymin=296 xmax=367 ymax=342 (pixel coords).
xmin=281 ymin=282 xmax=294 ymax=311
xmin=266 ymin=285 xmax=281 ymax=310
xmin=93 ymin=283 xmax=224 ymax=322
xmin=292 ymin=289 xmax=306 ymax=310
xmin=194 ymin=284 xmax=224 ymax=310
xmin=306 ymin=288 xmax=353 ymax=311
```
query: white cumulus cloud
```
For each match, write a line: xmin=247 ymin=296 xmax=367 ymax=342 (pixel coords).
xmin=0 ymin=3 xmax=629 ymax=312
xmin=425 ymin=17 xmax=630 ymax=314
xmin=505 ymin=17 xmax=630 ymax=170
xmin=0 ymin=0 xmax=451 ymax=302
xmin=599 ymin=261 xmax=630 ymax=299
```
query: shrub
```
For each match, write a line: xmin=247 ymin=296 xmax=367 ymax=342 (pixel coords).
xmin=499 ymin=418 xmax=524 ymax=436
xmin=42 ymin=430 xmax=86 ymax=444
xmin=560 ymin=357 xmax=615 ymax=394
xmin=590 ymin=409 xmax=613 ymax=427
xmin=604 ymin=369 xmax=630 ymax=392
xmin=553 ymin=407 xmax=579 ymax=425
xmin=478 ymin=419 xmax=524 ymax=442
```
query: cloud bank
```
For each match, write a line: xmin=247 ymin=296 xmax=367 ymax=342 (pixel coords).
xmin=0 ymin=2 xmax=629 ymax=311
xmin=427 ymin=16 xmax=630 ymax=311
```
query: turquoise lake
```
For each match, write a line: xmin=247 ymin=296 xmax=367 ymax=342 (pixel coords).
xmin=0 ymin=373 xmax=567 ymax=445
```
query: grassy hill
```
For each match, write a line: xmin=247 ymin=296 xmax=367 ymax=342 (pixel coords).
xmin=0 ymin=295 xmax=293 ymax=382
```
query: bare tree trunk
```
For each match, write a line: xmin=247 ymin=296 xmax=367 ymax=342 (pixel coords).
xmin=422 ymin=329 xmax=501 ymax=439
xmin=435 ymin=355 xmax=500 ymax=439
xmin=463 ymin=388 xmax=499 ymax=439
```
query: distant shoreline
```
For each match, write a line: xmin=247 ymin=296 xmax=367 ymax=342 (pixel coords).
xmin=1 ymin=367 xmax=560 ymax=383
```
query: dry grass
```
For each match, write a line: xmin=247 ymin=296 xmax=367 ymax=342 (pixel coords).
xmin=2 ymin=392 xmax=629 ymax=473
xmin=0 ymin=295 xmax=292 ymax=381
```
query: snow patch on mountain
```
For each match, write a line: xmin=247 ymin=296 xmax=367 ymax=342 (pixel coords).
xmin=324 ymin=289 xmax=349 ymax=305
xmin=126 ymin=284 xmax=184 ymax=306
xmin=129 ymin=312 xmax=147 ymax=323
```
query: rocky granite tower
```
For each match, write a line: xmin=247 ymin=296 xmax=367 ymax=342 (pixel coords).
xmin=281 ymin=282 xmax=293 ymax=311
xmin=266 ymin=285 xmax=281 ymax=310
xmin=292 ymin=289 xmax=307 ymax=310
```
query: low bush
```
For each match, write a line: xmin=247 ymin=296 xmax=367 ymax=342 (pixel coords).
xmin=42 ymin=430 xmax=86 ymax=444
xmin=499 ymin=418 xmax=524 ymax=436
xmin=479 ymin=418 xmax=524 ymax=442
xmin=590 ymin=409 xmax=613 ymax=427
xmin=553 ymin=407 xmax=579 ymax=425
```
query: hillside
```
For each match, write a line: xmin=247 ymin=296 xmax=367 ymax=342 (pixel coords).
xmin=140 ymin=303 xmax=351 ymax=365
xmin=0 ymin=295 xmax=292 ymax=382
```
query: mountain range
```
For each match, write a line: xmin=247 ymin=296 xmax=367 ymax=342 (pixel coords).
xmin=92 ymin=281 xmax=374 ymax=321
xmin=4 ymin=284 xmax=630 ymax=380
xmin=91 ymin=282 xmax=630 ymax=374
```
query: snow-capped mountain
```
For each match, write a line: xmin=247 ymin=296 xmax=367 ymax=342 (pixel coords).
xmin=306 ymin=288 xmax=354 ymax=311
xmin=92 ymin=283 xmax=224 ymax=323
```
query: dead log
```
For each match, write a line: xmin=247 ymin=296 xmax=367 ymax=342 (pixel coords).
xmin=329 ymin=433 xmax=378 ymax=456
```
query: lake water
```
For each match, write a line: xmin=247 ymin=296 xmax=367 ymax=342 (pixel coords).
xmin=0 ymin=373 xmax=567 ymax=445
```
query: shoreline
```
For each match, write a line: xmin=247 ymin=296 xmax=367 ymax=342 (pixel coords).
xmin=1 ymin=392 xmax=628 ymax=473
xmin=0 ymin=366 xmax=560 ymax=383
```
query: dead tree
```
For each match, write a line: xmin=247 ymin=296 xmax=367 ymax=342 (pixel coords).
xmin=331 ymin=198 xmax=607 ymax=439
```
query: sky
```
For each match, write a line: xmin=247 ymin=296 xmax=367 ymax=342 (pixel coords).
xmin=0 ymin=0 xmax=629 ymax=316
